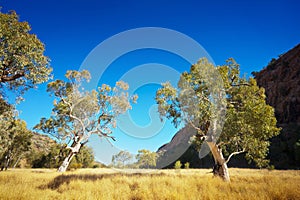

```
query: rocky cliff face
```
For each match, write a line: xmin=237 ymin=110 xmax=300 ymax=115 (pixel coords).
xmin=254 ymin=44 xmax=300 ymax=168
xmin=254 ymin=44 xmax=300 ymax=124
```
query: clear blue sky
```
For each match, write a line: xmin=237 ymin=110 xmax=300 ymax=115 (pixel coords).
xmin=1 ymin=0 xmax=299 ymax=164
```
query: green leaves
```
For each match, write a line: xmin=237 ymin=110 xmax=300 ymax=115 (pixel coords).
xmin=0 ymin=11 xmax=52 ymax=100
xmin=135 ymin=149 xmax=157 ymax=169
xmin=35 ymin=70 xmax=137 ymax=145
xmin=0 ymin=101 xmax=32 ymax=170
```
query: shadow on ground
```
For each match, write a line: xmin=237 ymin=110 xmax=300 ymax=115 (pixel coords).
xmin=40 ymin=173 xmax=167 ymax=190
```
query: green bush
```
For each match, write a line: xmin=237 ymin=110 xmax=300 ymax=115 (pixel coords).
xmin=174 ymin=160 xmax=182 ymax=169
xmin=184 ymin=162 xmax=190 ymax=169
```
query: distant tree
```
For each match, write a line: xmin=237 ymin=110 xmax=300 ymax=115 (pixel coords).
xmin=156 ymin=58 xmax=280 ymax=181
xmin=184 ymin=162 xmax=190 ymax=169
xmin=35 ymin=70 xmax=137 ymax=172
xmin=135 ymin=149 xmax=157 ymax=169
xmin=112 ymin=150 xmax=133 ymax=168
xmin=174 ymin=160 xmax=182 ymax=169
xmin=0 ymin=11 xmax=52 ymax=100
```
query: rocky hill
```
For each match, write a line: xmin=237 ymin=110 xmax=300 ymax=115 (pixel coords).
xmin=156 ymin=126 xmax=213 ymax=168
xmin=254 ymin=43 xmax=300 ymax=169
xmin=254 ymin=44 xmax=300 ymax=124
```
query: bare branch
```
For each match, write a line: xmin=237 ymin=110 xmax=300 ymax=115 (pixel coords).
xmin=69 ymin=113 xmax=85 ymax=133
xmin=187 ymin=119 xmax=204 ymax=135
xmin=225 ymin=149 xmax=245 ymax=164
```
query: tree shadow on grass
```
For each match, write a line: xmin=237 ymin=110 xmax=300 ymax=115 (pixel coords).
xmin=39 ymin=173 xmax=166 ymax=190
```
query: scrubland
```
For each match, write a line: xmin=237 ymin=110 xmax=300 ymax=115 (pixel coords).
xmin=0 ymin=168 xmax=299 ymax=200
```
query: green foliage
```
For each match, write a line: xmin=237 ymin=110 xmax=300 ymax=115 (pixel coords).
xmin=174 ymin=160 xmax=182 ymax=169
xmin=156 ymin=58 xmax=280 ymax=168
xmin=72 ymin=146 xmax=94 ymax=168
xmin=184 ymin=162 xmax=190 ymax=169
xmin=0 ymin=102 xmax=32 ymax=170
xmin=30 ymin=143 xmax=64 ymax=168
xmin=135 ymin=149 xmax=157 ymax=169
xmin=0 ymin=10 xmax=51 ymax=169
xmin=0 ymin=11 xmax=52 ymax=99
xmin=112 ymin=150 xmax=133 ymax=168
xmin=29 ymin=142 xmax=94 ymax=169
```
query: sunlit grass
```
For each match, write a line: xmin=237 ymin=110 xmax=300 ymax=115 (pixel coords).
xmin=0 ymin=168 xmax=299 ymax=199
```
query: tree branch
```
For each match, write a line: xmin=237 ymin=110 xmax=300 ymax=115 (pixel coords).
xmin=69 ymin=113 xmax=86 ymax=134
xmin=188 ymin=119 xmax=202 ymax=134
xmin=231 ymin=83 xmax=251 ymax=87
xmin=225 ymin=149 xmax=245 ymax=164
xmin=0 ymin=71 xmax=25 ymax=82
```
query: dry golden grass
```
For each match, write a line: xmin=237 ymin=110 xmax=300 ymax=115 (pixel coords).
xmin=0 ymin=168 xmax=299 ymax=200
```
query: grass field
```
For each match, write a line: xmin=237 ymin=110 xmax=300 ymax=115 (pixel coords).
xmin=0 ymin=168 xmax=299 ymax=200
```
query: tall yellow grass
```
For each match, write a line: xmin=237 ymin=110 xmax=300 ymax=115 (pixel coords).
xmin=0 ymin=168 xmax=299 ymax=200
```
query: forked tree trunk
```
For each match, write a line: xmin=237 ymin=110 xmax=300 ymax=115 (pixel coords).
xmin=58 ymin=142 xmax=82 ymax=172
xmin=206 ymin=142 xmax=230 ymax=182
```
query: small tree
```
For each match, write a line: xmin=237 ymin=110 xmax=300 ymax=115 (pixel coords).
xmin=174 ymin=160 xmax=182 ymax=169
xmin=135 ymin=149 xmax=157 ymax=169
xmin=35 ymin=70 xmax=137 ymax=172
xmin=0 ymin=11 xmax=52 ymax=100
xmin=112 ymin=150 xmax=133 ymax=168
xmin=156 ymin=58 xmax=280 ymax=181
xmin=184 ymin=162 xmax=190 ymax=169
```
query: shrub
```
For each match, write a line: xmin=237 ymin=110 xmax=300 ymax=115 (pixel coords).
xmin=174 ymin=160 xmax=182 ymax=169
xmin=184 ymin=162 xmax=190 ymax=169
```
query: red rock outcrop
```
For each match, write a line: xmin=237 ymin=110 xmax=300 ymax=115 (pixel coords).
xmin=254 ymin=44 xmax=300 ymax=124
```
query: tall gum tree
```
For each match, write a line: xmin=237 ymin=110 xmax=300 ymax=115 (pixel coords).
xmin=35 ymin=70 xmax=137 ymax=172
xmin=156 ymin=58 xmax=280 ymax=181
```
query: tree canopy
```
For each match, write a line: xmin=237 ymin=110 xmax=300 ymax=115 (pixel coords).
xmin=0 ymin=11 xmax=52 ymax=100
xmin=0 ymin=99 xmax=32 ymax=170
xmin=135 ymin=149 xmax=157 ymax=169
xmin=112 ymin=150 xmax=133 ymax=168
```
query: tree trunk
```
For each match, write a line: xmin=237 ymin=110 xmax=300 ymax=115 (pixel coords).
xmin=58 ymin=142 xmax=81 ymax=172
xmin=13 ymin=155 xmax=23 ymax=168
xmin=206 ymin=142 xmax=230 ymax=182
xmin=3 ymin=155 xmax=10 ymax=171
xmin=1 ymin=150 xmax=12 ymax=171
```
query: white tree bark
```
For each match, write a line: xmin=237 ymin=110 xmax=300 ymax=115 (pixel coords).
xmin=206 ymin=141 xmax=230 ymax=182
xmin=58 ymin=142 xmax=82 ymax=172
